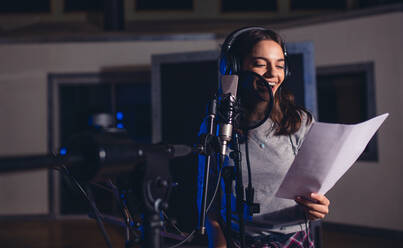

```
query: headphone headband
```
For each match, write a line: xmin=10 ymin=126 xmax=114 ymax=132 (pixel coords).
xmin=219 ymin=26 xmax=289 ymax=78
xmin=221 ymin=26 xmax=266 ymax=55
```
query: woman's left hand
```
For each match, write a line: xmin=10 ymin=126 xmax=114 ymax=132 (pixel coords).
xmin=295 ymin=193 xmax=330 ymax=220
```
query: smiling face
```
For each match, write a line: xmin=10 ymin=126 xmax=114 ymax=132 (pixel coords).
xmin=241 ymin=40 xmax=285 ymax=97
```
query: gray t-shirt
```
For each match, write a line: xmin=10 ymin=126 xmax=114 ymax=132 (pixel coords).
xmin=197 ymin=112 xmax=314 ymax=236
xmin=236 ymin=113 xmax=313 ymax=236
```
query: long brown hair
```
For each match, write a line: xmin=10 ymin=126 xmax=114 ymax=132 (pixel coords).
xmin=228 ymin=28 xmax=312 ymax=135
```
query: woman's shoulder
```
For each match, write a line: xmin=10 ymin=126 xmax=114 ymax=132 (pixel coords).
xmin=299 ymin=109 xmax=315 ymax=128
xmin=293 ymin=110 xmax=314 ymax=148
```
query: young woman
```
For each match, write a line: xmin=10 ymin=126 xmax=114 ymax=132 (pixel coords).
xmin=198 ymin=27 xmax=330 ymax=248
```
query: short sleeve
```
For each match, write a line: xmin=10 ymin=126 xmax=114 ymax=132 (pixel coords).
xmin=292 ymin=111 xmax=315 ymax=152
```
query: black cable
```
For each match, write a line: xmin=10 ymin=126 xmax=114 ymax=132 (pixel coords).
xmin=232 ymin=133 xmax=246 ymax=248
xmin=167 ymin=230 xmax=196 ymax=248
xmin=106 ymin=179 xmax=139 ymax=243
xmin=244 ymin=131 xmax=253 ymax=193
xmin=207 ymin=160 xmax=223 ymax=212
xmin=59 ymin=165 xmax=113 ymax=248
xmin=304 ymin=215 xmax=312 ymax=248
xmin=162 ymin=210 xmax=186 ymax=237
xmin=163 ymin=156 xmax=224 ymax=248
xmin=244 ymin=130 xmax=261 ymax=218
xmin=86 ymin=186 xmax=114 ymax=248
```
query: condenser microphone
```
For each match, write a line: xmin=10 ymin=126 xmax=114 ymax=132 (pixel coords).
xmin=218 ymin=75 xmax=238 ymax=158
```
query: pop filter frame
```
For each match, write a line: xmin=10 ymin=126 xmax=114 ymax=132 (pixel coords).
xmin=237 ymin=70 xmax=274 ymax=131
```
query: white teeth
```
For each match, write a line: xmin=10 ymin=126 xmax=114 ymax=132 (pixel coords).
xmin=268 ymin=82 xmax=276 ymax=86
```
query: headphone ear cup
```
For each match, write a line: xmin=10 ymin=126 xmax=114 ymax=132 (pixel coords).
xmin=283 ymin=46 xmax=291 ymax=81
xmin=284 ymin=62 xmax=290 ymax=80
xmin=229 ymin=54 xmax=240 ymax=75
xmin=220 ymin=52 xmax=240 ymax=75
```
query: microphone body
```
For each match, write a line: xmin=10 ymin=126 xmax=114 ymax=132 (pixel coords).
xmin=218 ymin=75 xmax=239 ymax=158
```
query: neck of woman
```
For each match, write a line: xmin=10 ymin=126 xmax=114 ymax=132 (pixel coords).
xmin=245 ymin=100 xmax=270 ymax=125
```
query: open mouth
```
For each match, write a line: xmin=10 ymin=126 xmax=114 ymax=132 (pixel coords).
xmin=267 ymin=81 xmax=276 ymax=87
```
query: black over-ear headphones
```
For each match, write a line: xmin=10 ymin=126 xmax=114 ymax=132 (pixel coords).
xmin=219 ymin=26 xmax=290 ymax=80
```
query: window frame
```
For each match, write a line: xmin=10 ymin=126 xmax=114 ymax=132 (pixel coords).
xmin=48 ymin=70 xmax=150 ymax=217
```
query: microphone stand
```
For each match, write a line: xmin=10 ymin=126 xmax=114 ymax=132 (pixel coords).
xmin=199 ymin=95 xmax=218 ymax=235
xmin=222 ymin=131 xmax=246 ymax=248
xmin=232 ymin=132 xmax=246 ymax=248
xmin=222 ymin=164 xmax=234 ymax=248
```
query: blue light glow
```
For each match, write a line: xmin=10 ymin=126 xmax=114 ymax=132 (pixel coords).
xmin=60 ymin=148 xmax=67 ymax=156
xmin=117 ymin=123 xmax=124 ymax=129
xmin=116 ymin=112 xmax=124 ymax=120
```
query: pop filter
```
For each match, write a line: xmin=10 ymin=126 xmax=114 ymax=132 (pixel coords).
xmin=237 ymin=71 xmax=274 ymax=130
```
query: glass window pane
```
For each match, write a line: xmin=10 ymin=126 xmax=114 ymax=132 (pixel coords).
xmin=291 ymin=0 xmax=346 ymax=10
xmin=136 ymin=0 xmax=193 ymax=11
xmin=358 ymin=0 xmax=403 ymax=8
xmin=0 ymin=0 xmax=50 ymax=13
xmin=317 ymin=72 xmax=367 ymax=124
xmin=222 ymin=0 xmax=277 ymax=12
xmin=64 ymin=0 xmax=103 ymax=12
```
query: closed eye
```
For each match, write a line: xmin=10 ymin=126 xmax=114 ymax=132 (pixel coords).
xmin=255 ymin=64 xmax=266 ymax=67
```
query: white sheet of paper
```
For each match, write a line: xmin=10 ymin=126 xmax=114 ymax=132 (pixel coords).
xmin=276 ymin=113 xmax=389 ymax=199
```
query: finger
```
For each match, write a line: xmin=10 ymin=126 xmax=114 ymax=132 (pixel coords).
xmin=307 ymin=209 xmax=326 ymax=220
xmin=295 ymin=197 xmax=329 ymax=215
xmin=310 ymin=193 xmax=330 ymax=206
